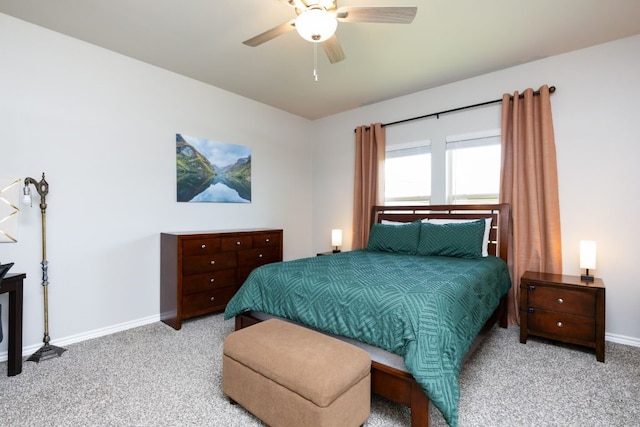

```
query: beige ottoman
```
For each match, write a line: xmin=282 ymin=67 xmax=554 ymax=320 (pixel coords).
xmin=223 ymin=319 xmax=371 ymax=427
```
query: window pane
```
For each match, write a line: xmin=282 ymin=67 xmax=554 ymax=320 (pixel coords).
xmin=448 ymin=143 xmax=500 ymax=203
xmin=385 ymin=152 xmax=431 ymax=204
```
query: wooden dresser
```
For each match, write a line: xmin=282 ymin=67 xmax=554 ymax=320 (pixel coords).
xmin=519 ymin=270 xmax=605 ymax=362
xmin=160 ymin=229 xmax=283 ymax=330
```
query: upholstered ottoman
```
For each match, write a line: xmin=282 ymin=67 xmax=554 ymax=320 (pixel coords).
xmin=222 ymin=319 xmax=371 ymax=427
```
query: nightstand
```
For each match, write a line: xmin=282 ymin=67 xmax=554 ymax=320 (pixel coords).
xmin=316 ymin=251 xmax=341 ymax=256
xmin=519 ymin=271 xmax=605 ymax=362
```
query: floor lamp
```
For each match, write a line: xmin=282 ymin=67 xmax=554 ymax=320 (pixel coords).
xmin=23 ymin=173 xmax=66 ymax=362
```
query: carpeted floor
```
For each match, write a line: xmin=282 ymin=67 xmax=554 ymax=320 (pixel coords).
xmin=1 ymin=313 xmax=638 ymax=426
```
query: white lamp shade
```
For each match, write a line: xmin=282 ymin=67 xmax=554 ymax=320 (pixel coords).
xmin=580 ymin=240 xmax=597 ymax=270
xmin=295 ymin=8 xmax=337 ymax=43
xmin=21 ymin=186 xmax=32 ymax=206
xmin=331 ymin=229 xmax=342 ymax=247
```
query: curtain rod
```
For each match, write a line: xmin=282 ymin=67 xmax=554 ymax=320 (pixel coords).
xmin=355 ymin=85 xmax=556 ymax=132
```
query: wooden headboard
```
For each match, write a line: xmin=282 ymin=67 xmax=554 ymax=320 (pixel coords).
xmin=371 ymin=204 xmax=510 ymax=262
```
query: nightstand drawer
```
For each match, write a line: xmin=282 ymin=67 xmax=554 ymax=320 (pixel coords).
xmin=528 ymin=310 xmax=596 ymax=342
xmin=527 ymin=286 xmax=596 ymax=317
xmin=182 ymin=269 xmax=237 ymax=294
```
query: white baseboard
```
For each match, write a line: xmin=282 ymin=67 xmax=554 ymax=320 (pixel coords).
xmin=2 ymin=317 xmax=638 ymax=363
xmin=606 ymin=332 xmax=640 ymax=347
xmin=0 ymin=314 xmax=160 ymax=363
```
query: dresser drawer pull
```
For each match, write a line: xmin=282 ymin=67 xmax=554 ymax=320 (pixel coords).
xmin=265 ymin=238 xmax=270 ymax=242
xmin=557 ymin=298 xmax=564 ymax=304
xmin=527 ymin=285 xmax=536 ymax=291
xmin=210 ymin=278 xmax=215 ymax=283
xmin=210 ymin=260 xmax=215 ymax=265
xmin=236 ymin=241 xmax=241 ymax=246
xmin=557 ymin=321 xmax=563 ymax=328
xmin=259 ymin=253 xmax=263 ymax=258
xmin=210 ymin=296 xmax=215 ymax=302
xmin=201 ymin=244 xmax=206 ymax=249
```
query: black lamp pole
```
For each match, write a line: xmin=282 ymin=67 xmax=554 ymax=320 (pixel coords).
xmin=24 ymin=173 xmax=66 ymax=362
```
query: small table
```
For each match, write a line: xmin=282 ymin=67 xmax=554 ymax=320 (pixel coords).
xmin=316 ymin=251 xmax=341 ymax=256
xmin=0 ymin=273 xmax=25 ymax=376
xmin=519 ymin=271 xmax=605 ymax=362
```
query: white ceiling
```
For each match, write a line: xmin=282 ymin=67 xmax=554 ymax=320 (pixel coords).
xmin=1 ymin=0 xmax=640 ymax=119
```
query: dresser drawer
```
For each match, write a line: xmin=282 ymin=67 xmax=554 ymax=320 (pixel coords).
xmin=238 ymin=247 xmax=280 ymax=269
xmin=182 ymin=252 xmax=237 ymax=275
xmin=528 ymin=310 xmax=596 ymax=342
xmin=182 ymin=238 xmax=221 ymax=255
xmin=253 ymin=232 xmax=281 ymax=248
xmin=527 ymin=285 xmax=596 ymax=317
xmin=221 ymin=235 xmax=253 ymax=251
xmin=182 ymin=269 xmax=237 ymax=295
xmin=182 ymin=287 xmax=237 ymax=318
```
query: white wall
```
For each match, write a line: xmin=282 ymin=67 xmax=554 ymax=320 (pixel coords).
xmin=311 ymin=35 xmax=640 ymax=344
xmin=0 ymin=13 xmax=313 ymax=359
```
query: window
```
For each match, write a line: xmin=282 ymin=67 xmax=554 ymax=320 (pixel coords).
xmin=384 ymin=141 xmax=431 ymax=205
xmin=446 ymin=130 xmax=501 ymax=204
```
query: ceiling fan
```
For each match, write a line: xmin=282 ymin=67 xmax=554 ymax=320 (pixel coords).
xmin=243 ymin=0 xmax=417 ymax=64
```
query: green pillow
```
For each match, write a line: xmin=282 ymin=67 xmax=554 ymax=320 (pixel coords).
xmin=367 ymin=221 xmax=421 ymax=254
xmin=417 ymin=219 xmax=485 ymax=258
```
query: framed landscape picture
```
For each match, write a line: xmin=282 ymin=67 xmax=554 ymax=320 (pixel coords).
xmin=176 ymin=134 xmax=251 ymax=203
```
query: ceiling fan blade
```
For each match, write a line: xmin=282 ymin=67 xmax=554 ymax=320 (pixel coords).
xmin=243 ymin=19 xmax=296 ymax=47
xmin=322 ymin=34 xmax=345 ymax=64
xmin=336 ymin=6 xmax=417 ymax=24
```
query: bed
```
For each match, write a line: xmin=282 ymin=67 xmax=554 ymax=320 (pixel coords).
xmin=224 ymin=204 xmax=511 ymax=427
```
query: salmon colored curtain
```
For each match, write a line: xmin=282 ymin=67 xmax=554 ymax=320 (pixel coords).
xmin=500 ymin=85 xmax=563 ymax=325
xmin=352 ymin=123 xmax=385 ymax=249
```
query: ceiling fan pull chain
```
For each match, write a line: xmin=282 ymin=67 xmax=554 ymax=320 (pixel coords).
xmin=313 ymin=43 xmax=319 ymax=82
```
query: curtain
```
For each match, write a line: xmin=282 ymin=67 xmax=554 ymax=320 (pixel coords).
xmin=500 ymin=85 xmax=563 ymax=325
xmin=352 ymin=123 xmax=385 ymax=249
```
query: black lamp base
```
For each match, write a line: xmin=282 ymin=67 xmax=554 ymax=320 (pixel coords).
xmin=581 ymin=274 xmax=594 ymax=282
xmin=27 ymin=344 xmax=66 ymax=363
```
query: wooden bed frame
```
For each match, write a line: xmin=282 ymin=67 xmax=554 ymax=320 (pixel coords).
xmin=235 ymin=204 xmax=511 ymax=427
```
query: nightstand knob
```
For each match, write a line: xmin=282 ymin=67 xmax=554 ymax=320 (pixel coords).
xmin=210 ymin=296 xmax=215 ymax=302
xmin=201 ymin=244 xmax=206 ymax=249
xmin=557 ymin=321 xmax=563 ymax=328
xmin=557 ymin=298 xmax=564 ymax=304
xmin=259 ymin=253 xmax=263 ymax=258
xmin=236 ymin=241 xmax=241 ymax=246
xmin=265 ymin=238 xmax=270 ymax=242
xmin=210 ymin=260 xmax=215 ymax=265
xmin=210 ymin=278 xmax=215 ymax=283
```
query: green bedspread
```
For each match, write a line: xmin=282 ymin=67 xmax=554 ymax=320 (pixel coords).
xmin=224 ymin=249 xmax=511 ymax=426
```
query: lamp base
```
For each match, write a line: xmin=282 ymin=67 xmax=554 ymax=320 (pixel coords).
xmin=332 ymin=249 xmax=341 ymax=253
xmin=580 ymin=274 xmax=594 ymax=283
xmin=27 ymin=344 xmax=66 ymax=363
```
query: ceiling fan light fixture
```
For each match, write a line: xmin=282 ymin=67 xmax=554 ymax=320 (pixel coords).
xmin=295 ymin=7 xmax=337 ymax=43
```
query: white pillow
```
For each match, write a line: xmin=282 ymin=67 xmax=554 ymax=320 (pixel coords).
xmin=424 ymin=218 xmax=492 ymax=257
xmin=381 ymin=220 xmax=406 ymax=225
